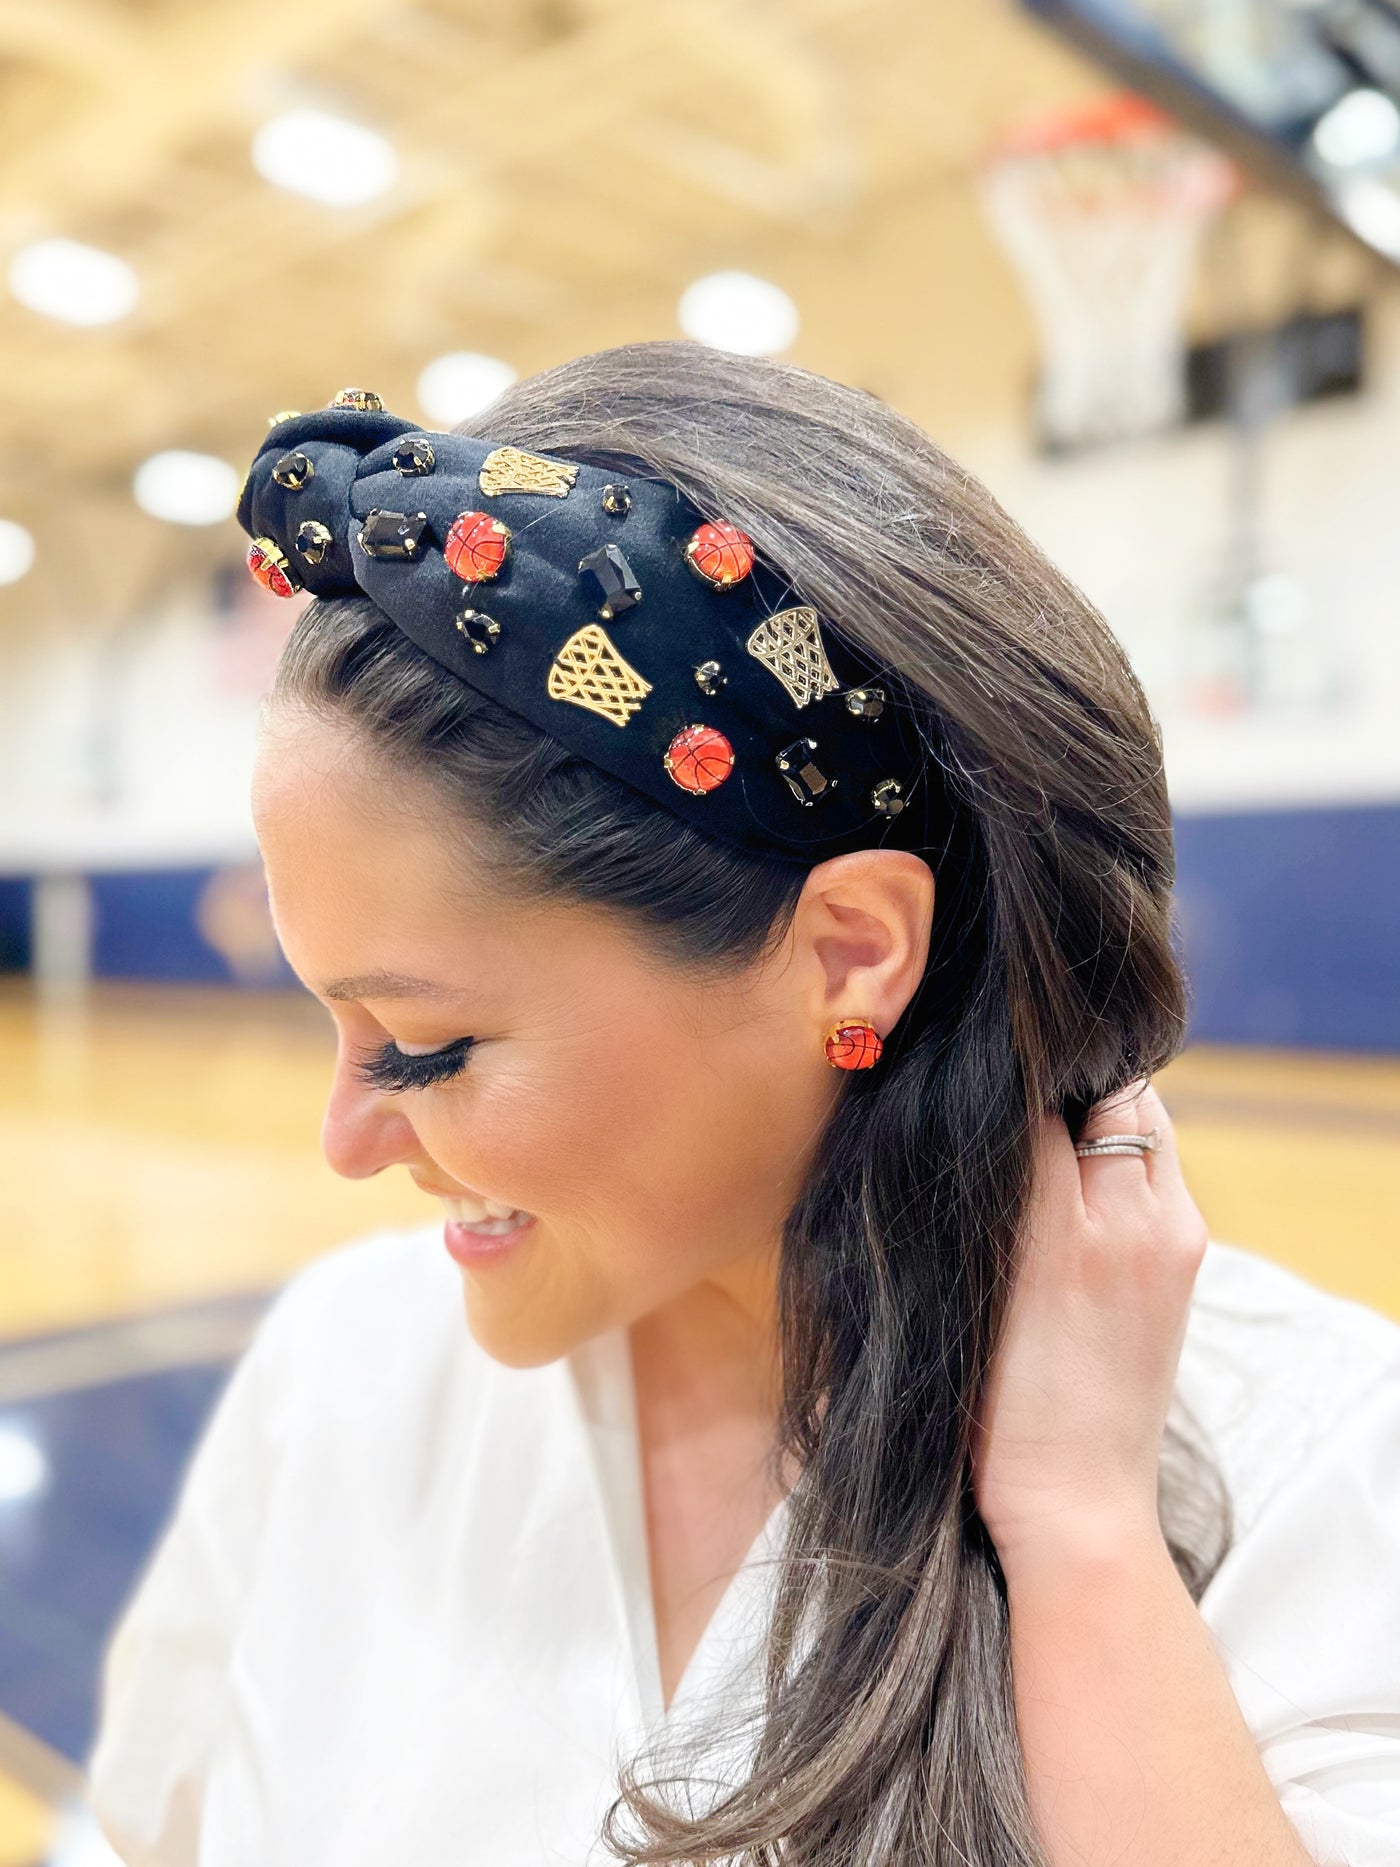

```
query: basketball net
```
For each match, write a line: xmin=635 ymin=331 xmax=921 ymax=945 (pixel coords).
xmin=980 ymin=95 xmax=1239 ymax=449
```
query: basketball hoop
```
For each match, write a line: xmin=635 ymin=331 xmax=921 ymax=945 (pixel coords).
xmin=980 ymin=94 xmax=1239 ymax=450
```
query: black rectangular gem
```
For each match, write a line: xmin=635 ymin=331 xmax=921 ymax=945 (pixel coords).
xmin=578 ymin=542 xmax=642 ymax=617
xmin=360 ymin=509 xmax=429 ymax=559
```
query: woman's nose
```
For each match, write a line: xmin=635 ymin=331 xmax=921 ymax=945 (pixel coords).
xmin=320 ymin=1049 xmax=420 ymax=1181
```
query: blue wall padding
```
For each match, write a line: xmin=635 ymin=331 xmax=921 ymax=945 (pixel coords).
xmin=1173 ymin=803 xmax=1400 ymax=1052
xmin=92 ymin=869 xmax=226 ymax=982
xmin=89 ymin=867 xmax=296 ymax=986
xmin=0 ymin=879 xmax=30 ymax=971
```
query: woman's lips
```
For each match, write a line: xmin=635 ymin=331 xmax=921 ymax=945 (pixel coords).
xmin=442 ymin=1208 xmax=537 ymax=1266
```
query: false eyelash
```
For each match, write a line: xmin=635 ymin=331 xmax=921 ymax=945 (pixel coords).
xmin=351 ymin=1036 xmax=475 ymax=1094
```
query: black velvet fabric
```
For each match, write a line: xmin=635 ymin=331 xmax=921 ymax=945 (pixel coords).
xmin=236 ymin=403 xmax=929 ymax=861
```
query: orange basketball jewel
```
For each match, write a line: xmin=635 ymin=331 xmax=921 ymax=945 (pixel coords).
xmin=663 ymin=724 xmax=735 ymax=795
xmin=824 ymin=1019 xmax=883 ymax=1070
xmin=445 ymin=511 xmax=511 ymax=582
xmin=247 ymin=538 xmax=297 ymax=598
xmin=684 ymin=521 xmax=755 ymax=589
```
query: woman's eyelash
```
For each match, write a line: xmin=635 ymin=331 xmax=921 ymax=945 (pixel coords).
xmin=351 ymin=1037 xmax=475 ymax=1094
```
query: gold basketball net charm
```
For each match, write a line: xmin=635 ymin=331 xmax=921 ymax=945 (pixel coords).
xmin=547 ymin=624 xmax=654 ymax=727
xmin=745 ymin=606 xmax=840 ymax=709
xmin=478 ymin=447 xmax=579 ymax=499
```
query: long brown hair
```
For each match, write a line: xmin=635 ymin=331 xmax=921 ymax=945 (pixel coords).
xmin=270 ymin=341 xmax=1231 ymax=1864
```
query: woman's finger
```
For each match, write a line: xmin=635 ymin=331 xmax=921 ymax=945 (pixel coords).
xmin=1016 ymin=1108 xmax=1085 ymax=1250
xmin=1075 ymin=1076 xmax=1159 ymax=1222
xmin=1131 ymin=1081 xmax=1204 ymax=1237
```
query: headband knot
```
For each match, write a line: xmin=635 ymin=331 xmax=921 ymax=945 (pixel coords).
xmin=235 ymin=392 xmax=928 ymax=861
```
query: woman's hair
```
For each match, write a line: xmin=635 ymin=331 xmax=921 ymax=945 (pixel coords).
xmin=269 ymin=341 xmax=1231 ymax=1865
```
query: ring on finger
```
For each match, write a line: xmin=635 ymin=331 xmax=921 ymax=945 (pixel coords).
xmin=1073 ymin=1126 xmax=1162 ymax=1159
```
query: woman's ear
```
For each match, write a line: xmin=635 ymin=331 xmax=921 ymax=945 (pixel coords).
xmin=795 ymin=849 xmax=935 ymax=1033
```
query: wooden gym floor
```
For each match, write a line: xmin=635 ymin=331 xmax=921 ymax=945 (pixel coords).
xmin=0 ymin=978 xmax=1396 ymax=1862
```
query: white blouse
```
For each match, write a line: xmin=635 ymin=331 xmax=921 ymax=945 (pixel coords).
xmin=86 ymin=1228 xmax=1400 ymax=1866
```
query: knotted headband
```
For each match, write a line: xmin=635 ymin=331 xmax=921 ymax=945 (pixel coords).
xmin=236 ymin=386 xmax=930 ymax=862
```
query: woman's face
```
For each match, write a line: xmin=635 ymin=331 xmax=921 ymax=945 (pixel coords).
xmin=252 ymin=706 xmax=934 ymax=1368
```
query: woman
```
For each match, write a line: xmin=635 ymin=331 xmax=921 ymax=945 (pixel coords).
xmin=88 ymin=343 xmax=1400 ymax=1865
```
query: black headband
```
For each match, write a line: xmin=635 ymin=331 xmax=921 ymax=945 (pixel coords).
xmin=236 ymin=387 xmax=930 ymax=863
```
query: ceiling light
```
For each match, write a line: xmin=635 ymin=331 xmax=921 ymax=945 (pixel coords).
xmin=677 ymin=270 xmax=799 ymax=356
xmin=1312 ymin=88 xmax=1400 ymax=168
xmin=7 ymin=238 xmax=139 ymax=326
xmin=1334 ymin=174 xmax=1400 ymax=259
xmin=252 ymin=107 xmax=398 ymax=207
xmin=0 ymin=520 xmax=34 ymax=585
xmin=133 ymin=450 xmax=242 ymax=526
xmin=0 ymin=1422 xmax=47 ymax=1504
xmin=416 ymin=351 xmax=517 ymax=423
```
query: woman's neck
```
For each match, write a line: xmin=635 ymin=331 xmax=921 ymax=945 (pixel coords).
xmin=629 ymin=1249 xmax=783 ymax=1440
xmin=626 ymin=1256 xmax=790 ymax=1708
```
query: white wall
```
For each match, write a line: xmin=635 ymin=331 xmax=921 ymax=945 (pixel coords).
xmin=0 ymin=580 xmax=279 ymax=872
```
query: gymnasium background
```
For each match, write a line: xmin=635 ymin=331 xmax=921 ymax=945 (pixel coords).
xmin=0 ymin=2 xmax=1396 ymax=1860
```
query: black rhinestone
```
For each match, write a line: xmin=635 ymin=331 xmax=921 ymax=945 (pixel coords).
xmin=392 ymin=435 xmax=435 ymax=476
xmin=845 ymin=686 xmax=886 ymax=721
xmin=578 ymin=542 xmax=642 ymax=619
xmin=601 ymin=482 xmax=632 ymax=517
xmin=775 ymin=738 xmax=836 ymax=806
xmin=693 ymin=659 xmax=727 ymax=697
xmin=455 ymin=609 xmax=501 ymax=654
xmin=272 ymin=450 xmax=314 ymax=492
xmin=871 ymin=778 xmax=906 ymax=817
xmin=294 ymin=520 xmax=333 ymax=564
xmin=359 ymin=509 xmax=429 ymax=559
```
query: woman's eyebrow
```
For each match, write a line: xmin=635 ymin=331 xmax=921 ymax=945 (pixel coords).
xmin=318 ymin=971 xmax=462 ymax=1003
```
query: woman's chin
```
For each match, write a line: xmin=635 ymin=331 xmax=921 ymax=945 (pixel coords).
xmin=456 ymin=1280 xmax=593 ymax=1371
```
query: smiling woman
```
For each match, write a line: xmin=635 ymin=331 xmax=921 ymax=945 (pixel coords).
xmin=85 ymin=343 xmax=1400 ymax=1867
xmin=247 ymin=688 xmax=879 ymax=1366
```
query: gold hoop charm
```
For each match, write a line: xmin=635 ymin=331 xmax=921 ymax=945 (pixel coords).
xmin=746 ymin=606 xmax=840 ymax=709
xmin=546 ymin=624 xmax=653 ymax=727
xmin=478 ymin=446 xmax=578 ymax=499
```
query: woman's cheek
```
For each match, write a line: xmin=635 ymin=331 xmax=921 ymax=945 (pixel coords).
xmin=427 ymin=1054 xmax=558 ymax=1190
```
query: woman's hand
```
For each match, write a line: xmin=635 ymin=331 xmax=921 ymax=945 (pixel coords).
xmin=975 ymin=1083 xmax=1317 ymax=1867
xmin=970 ymin=1079 xmax=1208 ymax=1575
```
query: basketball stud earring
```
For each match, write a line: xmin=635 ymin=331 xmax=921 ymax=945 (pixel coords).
xmin=823 ymin=1017 xmax=883 ymax=1070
